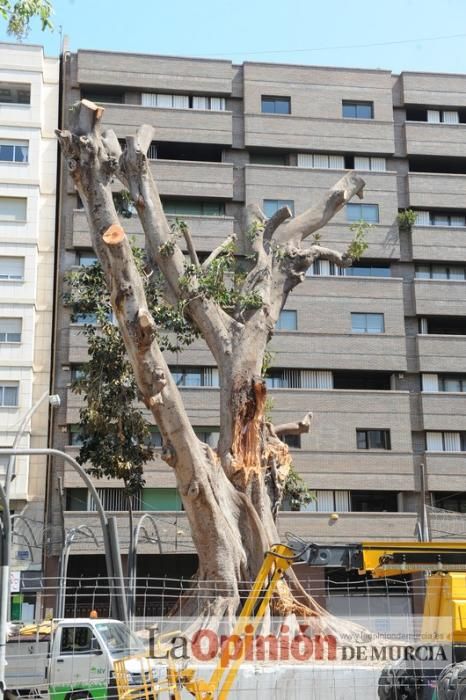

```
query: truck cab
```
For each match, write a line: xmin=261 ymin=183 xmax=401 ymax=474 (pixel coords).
xmin=6 ymin=618 xmax=150 ymax=700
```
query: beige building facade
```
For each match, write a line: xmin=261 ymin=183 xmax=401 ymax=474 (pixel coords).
xmin=49 ymin=50 xmax=466 ymax=584
xmin=0 ymin=43 xmax=59 ymax=615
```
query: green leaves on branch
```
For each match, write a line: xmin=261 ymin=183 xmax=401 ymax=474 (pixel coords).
xmin=72 ymin=323 xmax=153 ymax=494
xmin=0 ymin=0 xmax=53 ymax=38
xmin=397 ymin=208 xmax=417 ymax=231
xmin=179 ymin=240 xmax=263 ymax=315
xmin=347 ymin=220 xmax=370 ymax=260
xmin=283 ymin=465 xmax=314 ymax=512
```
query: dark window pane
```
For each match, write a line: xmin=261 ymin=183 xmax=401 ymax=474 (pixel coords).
xmin=342 ymin=103 xmax=357 ymax=118
xmin=283 ymin=434 xmax=301 ymax=448
xmin=0 ymin=145 xmax=14 ymax=161
xmin=356 ymin=103 xmax=373 ymax=119
xmin=261 ymin=96 xmax=290 ymax=114
xmin=356 ymin=431 xmax=367 ymax=449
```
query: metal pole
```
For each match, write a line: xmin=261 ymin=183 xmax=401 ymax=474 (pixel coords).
xmin=419 ymin=462 xmax=431 ymax=542
xmin=0 ymin=481 xmax=11 ymax=700
xmin=4 ymin=392 xmax=60 ymax=501
xmin=0 ymin=449 xmax=120 ymax=619
xmin=108 ymin=516 xmax=128 ymax=623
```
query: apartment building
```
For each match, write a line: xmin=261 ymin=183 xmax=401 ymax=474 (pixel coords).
xmin=0 ymin=43 xmax=59 ymax=619
xmin=49 ymin=49 xmax=466 ymax=602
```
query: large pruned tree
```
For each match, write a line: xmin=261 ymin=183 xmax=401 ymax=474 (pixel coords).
xmin=57 ymin=100 xmax=365 ymax=625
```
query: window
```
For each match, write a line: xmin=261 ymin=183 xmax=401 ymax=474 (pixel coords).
xmin=344 ymin=262 xmax=390 ymax=278
xmin=333 ymin=370 xmax=392 ymax=391
xmin=261 ymin=96 xmax=291 ymax=115
xmin=81 ymin=88 xmax=125 ymax=104
xmin=0 ymin=82 xmax=30 ymax=105
xmin=297 ymin=153 xmax=344 ymax=169
xmin=415 ymin=264 xmax=466 ymax=280
xmin=346 ymin=203 xmax=379 ymax=223
xmin=0 ymin=140 xmax=28 ymax=163
xmin=419 ymin=316 xmax=466 ymax=335
xmin=439 ymin=375 xmax=466 ymax=392
xmin=350 ymin=491 xmax=398 ymax=512
xmin=356 ymin=429 xmax=391 ymax=450
xmin=342 ymin=101 xmax=373 ymax=119
xmin=170 ymin=366 xmax=218 ymax=387
xmin=65 ymin=487 xmax=88 ymax=511
xmin=92 ymin=488 xmax=142 ymax=512
xmin=194 ymin=429 xmax=220 ymax=447
xmin=60 ymin=626 xmax=96 ymax=654
xmin=417 ymin=210 xmax=466 ymax=227
xmin=71 ymin=313 xmax=98 ymax=325
xmin=0 ymin=383 xmax=19 ymax=407
xmin=426 ymin=431 xmax=466 ymax=452
xmin=70 ymin=365 xmax=86 ymax=382
xmin=141 ymin=93 xmax=226 ymax=111
xmin=69 ymin=425 xmax=83 ymax=446
xmin=0 ymin=256 xmax=24 ymax=280
xmin=263 ymin=199 xmax=295 ymax=218
xmin=353 ymin=156 xmax=386 ymax=172
xmin=76 ymin=250 xmax=97 ymax=267
xmin=276 ymin=310 xmax=297 ymax=331
xmin=300 ymin=490 xmax=350 ymax=513
xmin=0 ymin=318 xmax=22 ymax=343
xmin=162 ymin=199 xmax=225 ymax=217
xmin=433 ymin=492 xmax=466 ymax=514
xmin=0 ymin=197 xmax=27 ymax=222
xmin=427 ymin=109 xmax=459 ymax=124
xmin=351 ymin=313 xmax=384 ymax=334
xmin=265 ymin=369 xmax=301 ymax=389
xmin=250 ymin=152 xmax=289 ymax=166
xmin=143 ymin=487 xmax=183 ymax=511
xmin=282 ymin=434 xmax=301 ymax=449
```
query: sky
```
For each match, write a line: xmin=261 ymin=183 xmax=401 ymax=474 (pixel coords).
xmin=2 ymin=0 xmax=466 ymax=75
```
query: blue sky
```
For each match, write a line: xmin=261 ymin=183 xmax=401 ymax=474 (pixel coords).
xmin=2 ymin=0 xmax=466 ymax=74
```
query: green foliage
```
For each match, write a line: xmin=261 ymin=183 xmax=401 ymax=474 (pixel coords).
xmin=0 ymin=0 xmax=53 ymax=39
xmin=347 ymin=220 xmax=370 ymax=260
xmin=261 ymin=348 xmax=275 ymax=377
xmin=179 ymin=240 xmax=263 ymax=314
xmin=283 ymin=465 xmax=314 ymax=512
xmin=113 ymin=190 xmax=134 ymax=219
xmin=397 ymin=208 xmax=417 ymax=231
xmin=64 ymin=244 xmax=200 ymax=490
xmin=71 ymin=323 xmax=153 ymax=494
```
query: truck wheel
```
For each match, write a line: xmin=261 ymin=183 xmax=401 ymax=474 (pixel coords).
xmin=67 ymin=692 xmax=93 ymax=700
xmin=378 ymin=662 xmax=424 ymax=700
xmin=437 ymin=662 xmax=466 ymax=700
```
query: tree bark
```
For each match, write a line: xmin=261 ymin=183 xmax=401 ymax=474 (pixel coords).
xmin=57 ymin=100 xmax=366 ymax=626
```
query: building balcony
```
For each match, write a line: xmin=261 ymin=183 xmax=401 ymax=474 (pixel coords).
xmin=62 ymin=510 xmax=419 ymax=554
xmin=408 ymin=172 xmax=466 ymax=209
xmin=71 ymin=209 xmax=235 ymax=250
xmin=150 ymin=160 xmax=233 ymax=199
xmin=417 ymin=334 xmax=466 ymax=373
xmin=244 ymin=114 xmax=394 ymax=153
xmin=412 ymin=225 xmax=466 ymax=262
xmin=99 ymin=103 xmax=232 ymax=145
xmin=405 ymin=122 xmax=466 ymax=158
xmin=414 ymin=279 xmax=466 ymax=316
xmin=425 ymin=453 xmax=466 ymax=491
xmin=77 ymin=50 xmax=233 ymax=95
xmin=401 ymin=71 xmax=466 ymax=108
xmin=245 ymin=165 xmax=398 ymax=228
xmin=421 ymin=392 xmax=466 ymax=432
xmin=277 ymin=512 xmax=418 ymax=543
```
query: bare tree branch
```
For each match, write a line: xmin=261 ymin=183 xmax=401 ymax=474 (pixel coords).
xmin=201 ymin=234 xmax=237 ymax=269
xmin=305 ymin=244 xmax=353 ymax=268
xmin=274 ymin=412 xmax=313 ymax=436
xmin=263 ymin=205 xmax=292 ymax=244
xmin=274 ymin=172 xmax=365 ymax=245
xmin=180 ymin=223 xmax=200 ymax=266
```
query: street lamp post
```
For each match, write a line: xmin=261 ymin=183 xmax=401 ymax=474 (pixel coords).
xmin=128 ymin=513 xmax=162 ymax=626
xmin=0 ymin=448 xmax=128 ymax=700
xmin=57 ymin=525 xmax=99 ymax=619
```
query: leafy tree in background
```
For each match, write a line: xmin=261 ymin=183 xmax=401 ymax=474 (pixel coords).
xmin=0 ymin=0 xmax=53 ymax=38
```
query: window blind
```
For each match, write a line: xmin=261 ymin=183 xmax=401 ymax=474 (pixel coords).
xmin=301 ymin=370 xmax=333 ymax=389
xmin=422 ymin=373 xmax=439 ymax=392
xmin=426 ymin=432 xmax=444 ymax=451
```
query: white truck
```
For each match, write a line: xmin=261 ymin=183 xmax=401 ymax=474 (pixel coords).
xmin=5 ymin=617 xmax=150 ymax=700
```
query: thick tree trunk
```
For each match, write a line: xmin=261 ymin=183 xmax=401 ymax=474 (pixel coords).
xmin=57 ymin=100 xmax=366 ymax=631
